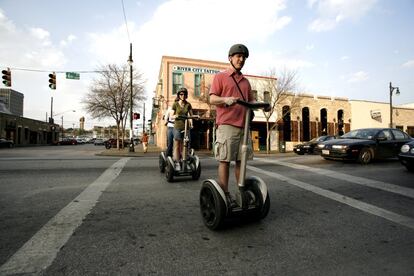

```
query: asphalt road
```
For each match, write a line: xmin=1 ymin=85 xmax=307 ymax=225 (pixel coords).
xmin=0 ymin=145 xmax=413 ymax=275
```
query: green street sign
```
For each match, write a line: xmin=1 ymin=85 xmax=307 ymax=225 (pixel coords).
xmin=66 ymin=72 xmax=80 ymax=80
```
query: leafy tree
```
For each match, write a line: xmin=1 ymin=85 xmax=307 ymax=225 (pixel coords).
xmin=84 ymin=64 xmax=146 ymax=149
xmin=259 ymin=68 xmax=301 ymax=153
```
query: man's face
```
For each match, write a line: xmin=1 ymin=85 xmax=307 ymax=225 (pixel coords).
xmin=229 ymin=53 xmax=246 ymax=71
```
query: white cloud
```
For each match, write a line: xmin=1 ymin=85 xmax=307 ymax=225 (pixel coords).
xmin=60 ymin=34 xmax=77 ymax=47
xmin=88 ymin=0 xmax=292 ymax=97
xmin=348 ymin=71 xmax=369 ymax=83
xmin=306 ymin=44 xmax=315 ymax=51
xmin=308 ymin=0 xmax=377 ymax=32
xmin=402 ymin=60 xmax=414 ymax=68
xmin=340 ymin=55 xmax=350 ymax=61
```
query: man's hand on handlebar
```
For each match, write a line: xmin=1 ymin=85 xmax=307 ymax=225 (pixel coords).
xmin=224 ymin=97 xmax=238 ymax=106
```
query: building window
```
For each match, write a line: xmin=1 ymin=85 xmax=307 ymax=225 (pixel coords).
xmin=194 ymin=74 xmax=202 ymax=96
xmin=251 ymin=90 xmax=257 ymax=101
xmin=263 ymin=91 xmax=271 ymax=103
xmin=172 ymin=72 xmax=183 ymax=95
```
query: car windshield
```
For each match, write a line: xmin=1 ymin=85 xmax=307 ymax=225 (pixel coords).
xmin=341 ymin=129 xmax=378 ymax=140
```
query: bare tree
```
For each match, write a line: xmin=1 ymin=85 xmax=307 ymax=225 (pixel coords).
xmin=258 ymin=68 xmax=301 ymax=154
xmin=83 ymin=64 xmax=146 ymax=149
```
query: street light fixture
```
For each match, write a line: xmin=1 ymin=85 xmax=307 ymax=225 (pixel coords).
xmin=389 ymin=82 xmax=400 ymax=128
xmin=128 ymin=43 xmax=134 ymax=152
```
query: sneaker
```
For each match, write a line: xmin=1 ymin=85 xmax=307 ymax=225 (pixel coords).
xmin=225 ymin=192 xmax=238 ymax=208
xmin=175 ymin=163 xmax=181 ymax=171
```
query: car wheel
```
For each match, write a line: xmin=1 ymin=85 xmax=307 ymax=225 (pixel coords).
xmin=405 ymin=163 xmax=414 ymax=172
xmin=358 ymin=148 xmax=372 ymax=165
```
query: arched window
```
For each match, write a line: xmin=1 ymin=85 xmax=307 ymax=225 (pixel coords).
xmin=252 ymin=90 xmax=258 ymax=101
xmin=320 ymin=108 xmax=327 ymax=135
xmin=302 ymin=107 xmax=310 ymax=141
xmin=263 ymin=91 xmax=271 ymax=103
xmin=283 ymin=105 xmax=291 ymax=141
xmin=337 ymin=109 xmax=344 ymax=135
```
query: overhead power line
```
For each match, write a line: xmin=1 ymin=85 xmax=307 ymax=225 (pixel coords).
xmin=121 ymin=0 xmax=131 ymax=43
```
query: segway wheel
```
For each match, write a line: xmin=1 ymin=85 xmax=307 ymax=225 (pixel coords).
xmin=165 ymin=161 xmax=174 ymax=182
xmin=159 ymin=153 xmax=166 ymax=173
xmin=245 ymin=177 xmax=270 ymax=220
xmin=200 ymin=181 xmax=226 ymax=230
xmin=192 ymin=163 xmax=201 ymax=180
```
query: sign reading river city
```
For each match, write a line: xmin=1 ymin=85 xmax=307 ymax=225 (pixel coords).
xmin=172 ymin=65 xmax=220 ymax=74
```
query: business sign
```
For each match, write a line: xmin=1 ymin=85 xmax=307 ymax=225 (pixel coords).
xmin=370 ymin=110 xmax=381 ymax=119
xmin=172 ymin=65 xmax=221 ymax=75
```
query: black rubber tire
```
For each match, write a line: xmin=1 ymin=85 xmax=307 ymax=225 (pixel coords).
xmin=244 ymin=178 xmax=270 ymax=220
xmin=199 ymin=181 xmax=226 ymax=230
xmin=405 ymin=163 xmax=414 ymax=172
xmin=159 ymin=154 xmax=166 ymax=173
xmin=105 ymin=143 xmax=111 ymax=149
xmin=358 ymin=148 xmax=372 ymax=165
xmin=165 ymin=161 xmax=174 ymax=182
xmin=192 ymin=163 xmax=201 ymax=180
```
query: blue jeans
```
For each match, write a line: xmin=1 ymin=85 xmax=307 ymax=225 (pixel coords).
xmin=166 ymin=127 xmax=174 ymax=157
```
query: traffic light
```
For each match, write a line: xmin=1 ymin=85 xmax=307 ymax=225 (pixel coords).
xmin=133 ymin=113 xmax=140 ymax=120
xmin=2 ymin=68 xmax=11 ymax=87
xmin=48 ymin=72 xmax=56 ymax=90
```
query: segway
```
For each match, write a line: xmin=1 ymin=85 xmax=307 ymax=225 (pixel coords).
xmin=199 ymin=100 xmax=270 ymax=230
xmin=159 ymin=151 xmax=167 ymax=173
xmin=165 ymin=115 xmax=201 ymax=182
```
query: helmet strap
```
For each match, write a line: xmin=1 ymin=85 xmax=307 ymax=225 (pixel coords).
xmin=229 ymin=58 xmax=241 ymax=73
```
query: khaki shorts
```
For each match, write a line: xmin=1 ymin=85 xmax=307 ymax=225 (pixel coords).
xmin=214 ymin=125 xmax=253 ymax=162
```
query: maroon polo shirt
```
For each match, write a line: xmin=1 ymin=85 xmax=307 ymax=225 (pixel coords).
xmin=210 ymin=69 xmax=252 ymax=128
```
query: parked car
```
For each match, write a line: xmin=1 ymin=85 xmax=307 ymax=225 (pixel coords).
xmin=294 ymin=135 xmax=336 ymax=155
xmin=58 ymin=138 xmax=78 ymax=145
xmin=94 ymin=138 xmax=105 ymax=145
xmin=104 ymin=138 xmax=130 ymax=149
xmin=398 ymin=140 xmax=414 ymax=172
xmin=0 ymin=138 xmax=14 ymax=148
xmin=318 ymin=128 xmax=412 ymax=164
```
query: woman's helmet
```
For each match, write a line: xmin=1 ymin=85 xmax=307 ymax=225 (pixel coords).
xmin=228 ymin=44 xmax=249 ymax=58
xmin=177 ymin=87 xmax=188 ymax=98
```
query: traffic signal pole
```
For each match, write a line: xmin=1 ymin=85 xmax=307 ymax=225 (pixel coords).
xmin=128 ymin=43 xmax=134 ymax=152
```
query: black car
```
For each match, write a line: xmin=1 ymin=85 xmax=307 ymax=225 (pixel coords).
xmin=398 ymin=140 xmax=414 ymax=172
xmin=318 ymin=128 xmax=412 ymax=164
xmin=294 ymin=135 xmax=336 ymax=155
xmin=0 ymin=138 xmax=14 ymax=148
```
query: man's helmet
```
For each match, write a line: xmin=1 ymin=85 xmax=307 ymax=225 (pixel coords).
xmin=177 ymin=87 xmax=188 ymax=98
xmin=228 ymin=44 xmax=249 ymax=58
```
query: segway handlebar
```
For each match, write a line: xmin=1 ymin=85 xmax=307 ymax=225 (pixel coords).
xmin=176 ymin=115 xmax=200 ymax=120
xmin=236 ymin=99 xmax=270 ymax=110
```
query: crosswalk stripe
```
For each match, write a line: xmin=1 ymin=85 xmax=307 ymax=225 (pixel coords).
xmin=0 ymin=158 xmax=130 ymax=275
xmin=255 ymin=158 xmax=414 ymax=199
xmin=247 ymin=165 xmax=414 ymax=230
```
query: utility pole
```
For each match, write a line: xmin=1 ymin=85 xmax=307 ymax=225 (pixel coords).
xmin=143 ymin=102 xmax=146 ymax=133
xmin=128 ymin=43 xmax=134 ymax=152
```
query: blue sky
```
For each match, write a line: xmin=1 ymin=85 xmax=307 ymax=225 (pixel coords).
xmin=0 ymin=0 xmax=413 ymax=129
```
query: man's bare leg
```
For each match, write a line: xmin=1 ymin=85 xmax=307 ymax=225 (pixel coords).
xmin=218 ymin=161 xmax=230 ymax=192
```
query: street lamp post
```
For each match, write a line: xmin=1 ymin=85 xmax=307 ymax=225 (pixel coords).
xmin=54 ymin=110 xmax=76 ymax=139
xmin=389 ymin=82 xmax=400 ymax=128
xmin=128 ymin=43 xmax=134 ymax=152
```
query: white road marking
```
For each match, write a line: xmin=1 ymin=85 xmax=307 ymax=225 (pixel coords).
xmin=255 ymin=158 xmax=414 ymax=199
xmin=0 ymin=158 xmax=130 ymax=275
xmin=247 ymin=165 xmax=414 ymax=230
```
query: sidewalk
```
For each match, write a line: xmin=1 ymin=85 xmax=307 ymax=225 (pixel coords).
xmin=96 ymin=143 xmax=295 ymax=158
xmin=96 ymin=143 xmax=163 ymax=157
